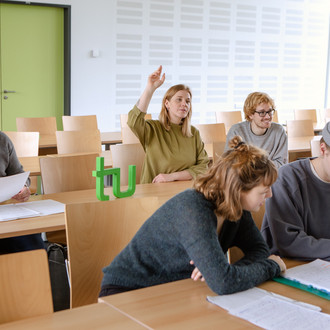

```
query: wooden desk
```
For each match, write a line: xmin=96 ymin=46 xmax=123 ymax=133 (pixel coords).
xmin=99 ymin=259 xmax=330 ymax=329
xmin=101 ymin=131 xmax=122 ymax=150
xmin=19 ymin=151 xmax=113 ymax=177
xmin=0 ymin=180 xmax=193 ymax=239
xmin=0 ymin=302 xmax=146 ymax=330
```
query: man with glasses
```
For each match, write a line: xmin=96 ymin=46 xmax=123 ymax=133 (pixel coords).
xmin=224 ymin=92 xmax=288 ymax=168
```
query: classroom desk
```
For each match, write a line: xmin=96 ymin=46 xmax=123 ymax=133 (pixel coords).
xmin=0 ymin=301 xmax=146 ymax=330
xmin=100 ymin=131 xmax=122 ymax=150
xmin=99 ymin=259 xmax=330 ymax=329
xmin=19 ymin=150 xmax=113 ymax=177
xmin=0 ymin=180 xmax=193 ymax=239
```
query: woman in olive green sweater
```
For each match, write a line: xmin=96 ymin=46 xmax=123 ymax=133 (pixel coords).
xmin=127 ymin=65 xmax=209 ymax=184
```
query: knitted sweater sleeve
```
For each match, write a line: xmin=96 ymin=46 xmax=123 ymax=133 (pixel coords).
xmin=175 ymin=199 xmax=280 ymax=295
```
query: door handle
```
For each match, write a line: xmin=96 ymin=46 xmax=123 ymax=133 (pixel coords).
xmin=4 ymin=90 xmax=16 ymax=93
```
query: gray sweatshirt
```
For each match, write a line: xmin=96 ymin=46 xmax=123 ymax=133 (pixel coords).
xmin=225 ymin=121 xmax=288 ymax=168
xmin=101 ymin=189 xmax=280 ymax=295
xmin=261 ymin=158 xmax=330 ymax=261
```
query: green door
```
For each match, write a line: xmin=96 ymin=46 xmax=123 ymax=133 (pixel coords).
xmin=0 ymin=3 xmax=64 ymax=131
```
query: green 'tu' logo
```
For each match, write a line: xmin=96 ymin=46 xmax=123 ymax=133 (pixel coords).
xmin=92 ymin=157 xmax=136 ymax=200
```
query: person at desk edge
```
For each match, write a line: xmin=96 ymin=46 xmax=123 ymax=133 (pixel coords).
xmin=99 ymin=136 xmax=286 ymax=297
xmin=261 ymin=122 xmax=330 ymax=261
xmin=0 ymin=131 xmax=45 ymax=254
xmin=127 ymin=65 xmax=209 ymax=184
xmin=225 ymin=91 xmax=288 ymax=169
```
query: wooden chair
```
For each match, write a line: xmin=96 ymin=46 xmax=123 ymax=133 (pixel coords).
xmin=62 ymin=115 xmax=98 ymax=131
xmin=195 ymin=123 xmax=226 ymax=143
xmin=212 ymin=141 xmax=226 ymax=163
xmin=121 ymin=126 xmax=141 ymax=144
xmin=324 ymin=108 xmax=330 ymax=120
xmin=272 ymin=110 xmax=279 ymax=123
xmin=120 ymin=113 xmax=152 ymax=128
xmin=65 ymin=197 xmax=160 ymax=308
xmin=40 ymin=153 xmax=98 ymax=244
xmin=228 ymin=204 xmax=265 ymax=264
xmin=39 ymin=153 xmax=97 ymax=194
xmin=16 ymin=117 xmax=57 ymax=136
xmin=110 ymin=143 xmax=145 ymax=185
xmin=0 ymin=249 xmax=53 ymax=324
xmin=4 ymin=131 xmax=39 ymax=157
xmin=4 ymin=131 xmax=40 ymax=194
xmin=294 ymin=109 xmax=317 ymax=123
xmin=56 ymin=129 xmax=102 ymax=154
xmin=286 ymin=119 xmax=314 ymax=138
xmin=311 ymin=139 xmax=321 ymax=157
xmin=215 ymin=111 xmax=242 ymax=133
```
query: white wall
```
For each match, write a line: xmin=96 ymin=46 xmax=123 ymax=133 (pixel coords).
xmin=7 ymin=0 xmax=330 ymax=131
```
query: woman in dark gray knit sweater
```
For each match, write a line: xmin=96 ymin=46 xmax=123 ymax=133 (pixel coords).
xmin=100 ymin=136 xmax=286 ymax=296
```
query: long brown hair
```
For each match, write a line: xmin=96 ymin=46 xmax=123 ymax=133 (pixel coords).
xmin=194 ymin=135 xmax=277 ymax=220
xmin=159 ymin=84 xmax=192 ymax=137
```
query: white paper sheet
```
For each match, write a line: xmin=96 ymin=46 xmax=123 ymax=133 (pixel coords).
xmin=0 ymin=172 xmax=30 ymax=202
xmin=283 ymin=259 xmax=330 ymax=294
xmin=207 ymin=287 xmax=329 ymax=330
xmin=0 ymin=199 xmax=65 ymax=222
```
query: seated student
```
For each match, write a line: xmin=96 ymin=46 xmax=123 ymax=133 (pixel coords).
xmin=224 ymin=92 xmax=288 ymax=168
xmin=0 ymin=131 xmax=45 ymax=254
xmin=127 ymin=65 xmax=209 ymax=184
xmin=261 ymin=122 xmax=330 ymax=261
xmin=99 ymin=136 xmax=286 ymax=297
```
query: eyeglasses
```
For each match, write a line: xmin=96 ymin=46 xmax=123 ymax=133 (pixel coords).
xmin=254 ymin=109 xmax=275 ymax=117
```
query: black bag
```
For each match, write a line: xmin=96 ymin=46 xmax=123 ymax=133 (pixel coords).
xmin=47 ymin=243 xmax=70 ymax=311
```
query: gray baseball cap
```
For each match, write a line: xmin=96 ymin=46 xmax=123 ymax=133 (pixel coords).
xmin=322 ymin=121 xmax=330 ymax=146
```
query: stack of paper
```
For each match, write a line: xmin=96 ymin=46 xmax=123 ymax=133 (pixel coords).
xmin=0 ymin=200 xmax=65 ymax=222
xmin=0 ymin=172 xmax=30 ymax=202
xmin=207 ymin=287 xmax=330 ymax=329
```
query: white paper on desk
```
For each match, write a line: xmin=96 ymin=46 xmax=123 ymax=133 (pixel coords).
xmin=283 ymin=259 xmax=330 ymax=294
xmin=0 ymin=199 xmax=65 ymax=222
xmin=208 ymin=287 xmax=329 ymax=330
xmin=230 ymin=295 xmax=330 ymax=330
xmin=0 ymin=172 xmax=30 ymax=203
xmin=0 ymin=204 xmax=40 ymax=221
xmin=19 ymin=200 xmax=65 ymax=215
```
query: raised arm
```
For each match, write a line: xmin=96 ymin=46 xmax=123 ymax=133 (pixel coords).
xmin=137 ymin=65 xmax=165 ymax=113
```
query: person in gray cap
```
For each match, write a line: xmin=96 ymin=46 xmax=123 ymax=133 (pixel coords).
xmin=261 ymin=122 xmax=330 ymax=261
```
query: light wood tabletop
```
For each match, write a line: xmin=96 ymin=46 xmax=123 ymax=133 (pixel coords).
xmin=0 ymin=301 xmax=147 ymax=330
xmin=99 ymin=259 xmax=329 ymax=329
xmin=288 ymin=135 xmax=321 ymax=153
xmin=0 ymin=180 xmax=193 ymax=239
xmin=19 ymin=150 xmax=113 ymax=177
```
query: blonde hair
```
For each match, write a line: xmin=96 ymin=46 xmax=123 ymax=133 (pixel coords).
xmin=243 ymin=92 xmax=276 ymax=121
xmin=194 ymin=136 xmax=277 ymax=221
xmin=159 ymin=84 xmax=192 ymax=137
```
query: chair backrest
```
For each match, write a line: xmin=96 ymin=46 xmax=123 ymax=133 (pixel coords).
xmin=286 ymin=119 xmax=314 ymax=138
xmin=16 ymin=117 xmax=57 ymax=136
xmin=228 ymin=204 xmax=265 ymax=264
xmin=56 ymin=129 xmax=102 ymax=154
xmin=62 ymin=115 xmax=98 ymax=131
xmin=195 ymin=123 xmax=226 ymax=143
xmin=3 ymin=131 xmax=39 ymax=157
xmin=110 ymin=143 xmax=145 ymax=185
xmin=311 ymin=139 xmax=321 ymax=157
xmin=294 ymin=109 xmax=317 ymax=123
xmin=272 ymin=110 xmax=279 ymax=123
xmin=120 ymin=113 xmax=152 ymax=128
xmin=39 ymin=153 xmax=98 ymax=194
xmin=121 ymin=126 xmax=141 ymax=144
xmin=215 ymin=111 xmax=242 ymax=133
xmin=65 ymin=197 xmax=160 ymax=308
xmin=212 ymin=141 xmax=226 ymax=163
xmin=0 ymin=249 xmax=53 ymax=324
xmin=324 ymin=108 xmax=330 ymax=120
